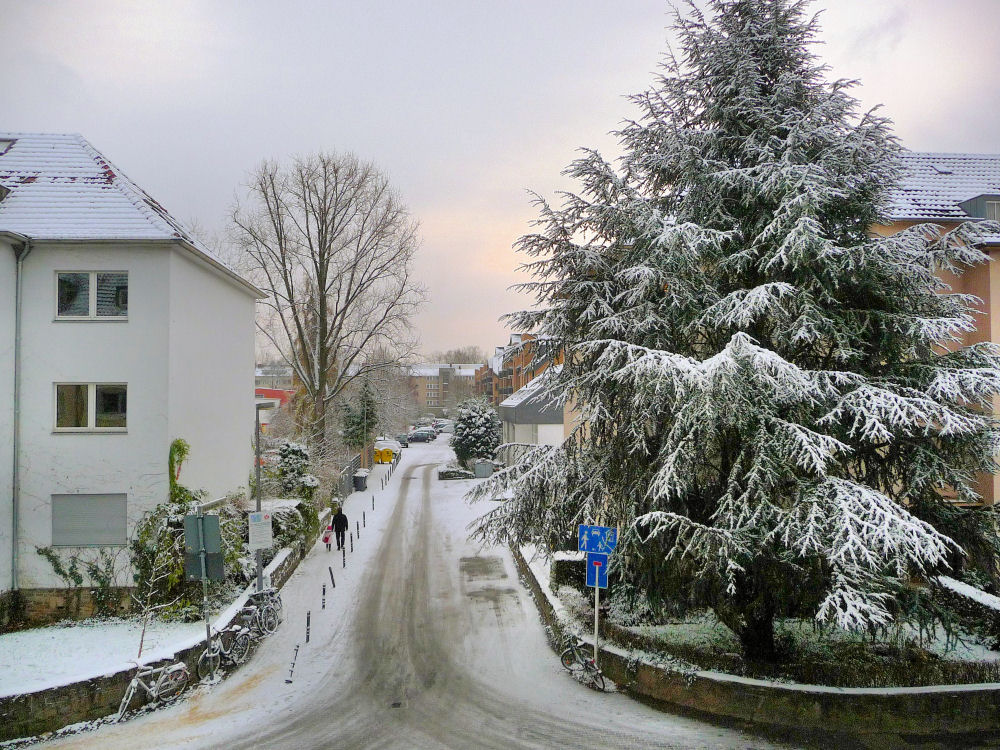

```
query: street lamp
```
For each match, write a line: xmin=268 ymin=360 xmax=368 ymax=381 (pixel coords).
xmin=255 ymin=401 xmax=276 ymax=592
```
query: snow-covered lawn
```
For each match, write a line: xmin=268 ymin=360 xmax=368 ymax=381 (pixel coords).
xmin=527 ymin=546 xmax=1000 ymax=688
xmin=0 ymin=618 xmax=206 ymax=697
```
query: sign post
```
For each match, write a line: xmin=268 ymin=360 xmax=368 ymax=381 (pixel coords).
xmin=579 ymin=525 xmax=616 ymax=669
xmin=183 ymin=512 xmax=224 ymax=679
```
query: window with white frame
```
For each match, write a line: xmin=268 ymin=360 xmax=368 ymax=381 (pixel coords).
xmin=55 ymin=383 xmax=127 ymax=430
xmin=56 ymin=271 xmax=128 ymax=319
xmin=51 ymin=493 xmax=127 ymax=546
xmin=987 ymin=201 xmax=1000 ymax=221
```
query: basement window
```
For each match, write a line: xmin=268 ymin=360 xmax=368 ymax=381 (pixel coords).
xmin=51 ymin=493 xmax=127 ymax=546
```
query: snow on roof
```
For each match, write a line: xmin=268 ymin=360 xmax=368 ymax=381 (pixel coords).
xmin=500 ymin=365 xmax=562 ymax=408
xmin=889 ymin=151 xmax=1000 ymax=223
xmin=0 ymin=132 xmax=261 ymax=294
xmin=409 ymin=363 xmax=481 ymax=377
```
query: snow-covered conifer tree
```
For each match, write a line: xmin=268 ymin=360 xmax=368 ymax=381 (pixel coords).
xmin=451 ymin=398 xmax=502 ymax=467
xmin=471 ymin=0 xmax=1000 ymax=659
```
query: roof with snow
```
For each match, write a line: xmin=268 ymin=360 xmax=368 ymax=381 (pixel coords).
xmin=0 ymin=132 xmax=262 ymax=295
xmin=889 ymin=152 xmax=1000 ymax=224
xmin=499 ymin=365 xmax=563 ymax=424
xmin=409 ymin=363 xmax=481 ymax=378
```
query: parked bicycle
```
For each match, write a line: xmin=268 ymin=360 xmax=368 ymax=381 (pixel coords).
xmin=249 ymin=587 xmax=283 ymax=619
xmin=197 ymin=624 xmax=252 ymax=679
xmin=238 ymin=601 xmax=279 ymax=637
xmin=560 ymin=636 xmax=606 ymax=691
xmin=116 ymin=660 xmax=189 ymax=721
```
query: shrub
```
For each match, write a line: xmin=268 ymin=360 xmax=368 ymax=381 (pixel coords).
xmin=451 ymin=398 xmax=501 ymax=467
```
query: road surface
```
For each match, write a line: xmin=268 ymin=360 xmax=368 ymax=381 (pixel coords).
xmin=41 ymin=441 xmax=802 ymax=749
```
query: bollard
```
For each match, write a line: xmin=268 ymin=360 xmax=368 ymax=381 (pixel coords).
xmin=322 ymin=584 xmax=326 ymax=610
xmin=329 ymin=566 xmax=335 ymax=588
xmin=372 ymin=495 xmax=375 ymax=510
xmin=350 ymin=532 xmax=354 ymax=553
xmin=286 ymin=644 xmax=300 ymax=684
xmin=306 ymin=611 xmax=311 ymax=643
xmin=356 ymin=520 xmax=360 ymax=538
xmin=363 ymin=511 xmax=366 ymax=528
xmin=343 ymin=548 xmax=346 ymax=568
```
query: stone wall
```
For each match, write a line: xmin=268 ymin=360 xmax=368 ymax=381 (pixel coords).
xmin=16 ymin=587 xmax=132 ymax=627
xmin=0 ymin=590 xmax=25 ymax=631
xmin=512 ymin=546 xmax=1000 ymax=737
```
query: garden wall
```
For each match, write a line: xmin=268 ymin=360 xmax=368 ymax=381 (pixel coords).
xmin=0 ymin=514 xmax=325 ymax=743
xmin=513 ymin=547 xmax=1000 ymax=737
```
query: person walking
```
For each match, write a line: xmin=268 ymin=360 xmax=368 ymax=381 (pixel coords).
xmin=332 ymin=507 xmax=349 ymax=551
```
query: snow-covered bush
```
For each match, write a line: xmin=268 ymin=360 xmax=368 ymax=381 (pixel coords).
xmin=275 ymin=441 xmax=319 ymax=501
xmin=450 ymin=398 xmax=501 ymax=467
xmin=129 ymin=495 xmax=247 ymax=621
xmin=471 ymin=0 xmax=1000 ymax=661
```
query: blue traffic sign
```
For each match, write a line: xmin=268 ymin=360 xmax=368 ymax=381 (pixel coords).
xmin=578 ymin=525 xmax=618 ymax=554
xmin=586 ymin=552 xmax=609 ymax=589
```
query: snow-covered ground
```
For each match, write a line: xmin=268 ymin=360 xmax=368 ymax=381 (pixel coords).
xmin=0 ymin=618 xmax=205 ymax=697
xmin=27 ymin=440 xmax=796 ymax=749
xmin=0 ymin=482 xmax=365 ymax=701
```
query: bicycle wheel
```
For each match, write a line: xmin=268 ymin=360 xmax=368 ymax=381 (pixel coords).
xmin=116 ymin=682 xmax=137 ymax=722
xmin=589 ymin=669 xmax=606 ymax=691
xmin=229 ymin=631 xmax=252 ymax=665
xmin=259 ymin=605 xmax=279 ymax=635
xmin=157 ymin=664 xmax=188 ymax=701
xmin=560 ymin=647 xmax=581 ymax=671
xmin=197 ymin=646 xmax=221 ymax=680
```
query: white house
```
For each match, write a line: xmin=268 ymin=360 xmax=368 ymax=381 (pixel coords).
xmin=498 ymin=365 xmax=563 ymax=464
xmin=0 ymin=133 xmax=262 ymax=599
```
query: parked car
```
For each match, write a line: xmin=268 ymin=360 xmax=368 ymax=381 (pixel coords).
xmin=408 ymin=430 xmax=431 ymax=442
xmin=411 ymin=428 xmax=437 ymax=441
xmin=395 ymin=434 xmax=409 ymax=447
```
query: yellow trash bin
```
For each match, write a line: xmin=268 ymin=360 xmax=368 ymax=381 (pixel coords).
xmin=380 ymin=448 xmax=395 ymax=463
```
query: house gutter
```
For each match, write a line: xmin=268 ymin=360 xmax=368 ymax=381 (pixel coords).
xmin=2 ymin=230 xmax=31 ymax=591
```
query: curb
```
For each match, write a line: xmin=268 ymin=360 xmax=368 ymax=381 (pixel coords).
xmin=512 ymin=546 xmax=1000 ymax=736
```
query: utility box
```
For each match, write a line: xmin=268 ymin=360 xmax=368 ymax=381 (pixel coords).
xmin=473 ymin=460 xmax=494 ymax=478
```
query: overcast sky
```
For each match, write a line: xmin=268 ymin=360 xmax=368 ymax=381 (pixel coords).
xmin=3 ymin=0 xmax=999 ymax=358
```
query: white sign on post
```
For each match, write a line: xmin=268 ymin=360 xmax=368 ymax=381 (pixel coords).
xmin=248 ymin=511 xmax=274 ymax=551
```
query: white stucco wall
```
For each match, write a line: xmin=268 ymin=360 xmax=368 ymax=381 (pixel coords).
xmin=502 ymin=420 xmax=564 ymax=449
xmin=167 ymin=249 xmax=255 ymax=501
xmin=536 ymin=423 xmax=564 ymax=446
xmin=0 ymin=241 xmax=16 ymax=592
xmin=16 ymin=243 xmax=172 ymax=588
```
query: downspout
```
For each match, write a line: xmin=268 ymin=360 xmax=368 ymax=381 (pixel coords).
xmin=3 ymin=231 xmax=31 ymax=591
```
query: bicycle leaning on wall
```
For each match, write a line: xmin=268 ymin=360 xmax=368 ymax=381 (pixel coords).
xmin=116 ymin=659 xmax=189 ymax=721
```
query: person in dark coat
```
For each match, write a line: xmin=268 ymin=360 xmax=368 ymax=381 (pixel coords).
xmin=332 ymin=508 xmax=349 ymax=550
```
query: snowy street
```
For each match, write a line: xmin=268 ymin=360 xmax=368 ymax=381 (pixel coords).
xmin=37 ymin=441 xmax=794 ymax=749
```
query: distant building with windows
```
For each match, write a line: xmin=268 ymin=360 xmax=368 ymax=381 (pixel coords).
xmin=0 ymin=132 xmax=262 ymax=608
xmin=408 ymin=363 xmax=478 ymax=416
xmin=255 ymin=364 xmax=293 ymax=390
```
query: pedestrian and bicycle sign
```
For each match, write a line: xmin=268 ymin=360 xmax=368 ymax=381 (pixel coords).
xmin=578 ymin=525 xmax=617 ymax=554
xmin=577 ymin=524 xmax=618 ymax=670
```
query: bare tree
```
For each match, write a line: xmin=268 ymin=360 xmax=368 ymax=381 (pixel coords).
xmin=233 ymin=152 xmax=425 ymax=449
xmin=428 ymin=345 xmax=486 ymax=364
